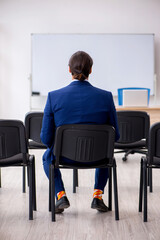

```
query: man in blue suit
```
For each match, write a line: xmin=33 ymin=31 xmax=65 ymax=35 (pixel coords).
xmin=41 ymin=51 xmax=120 ymax=214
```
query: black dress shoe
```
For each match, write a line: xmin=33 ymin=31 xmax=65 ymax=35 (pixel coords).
xmin=56 ymin=196 xmax=70 ymax=211
xmin=55 ymin=208 xmax=64 ymax=214
xmin=91 ymin=198 xmax=109 ymax=212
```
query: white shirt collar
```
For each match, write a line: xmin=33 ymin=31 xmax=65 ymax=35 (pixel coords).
xmin=73 ymin=79 xmax=88 ymax=82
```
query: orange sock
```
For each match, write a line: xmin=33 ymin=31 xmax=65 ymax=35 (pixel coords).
xmin=93 ymin=189 xmax=103 ymax=200
xmin=57 ymin=191 xmax=66 ymax=200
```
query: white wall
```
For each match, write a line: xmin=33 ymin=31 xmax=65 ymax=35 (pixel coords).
xmin=0 ymin=0 xmax=160 ymax=120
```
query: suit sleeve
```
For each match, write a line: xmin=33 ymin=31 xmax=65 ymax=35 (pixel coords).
xmin=40 ymin=93 xmax=55 ymax=148
xmin=108 ymin=93 xmax=120 ymax=142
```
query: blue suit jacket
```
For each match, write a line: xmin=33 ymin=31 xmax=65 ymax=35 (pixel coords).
xmin=40 ymin=80 xmax=120 ymax=162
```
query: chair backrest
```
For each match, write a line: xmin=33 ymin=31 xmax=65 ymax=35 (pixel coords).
xmin=25 ymin=112 xmax=44 ymax=143
xmin=148 ymin=122 xmax=160 ymax=165
xmin=117 ymin=111 xmax=150 ymax=144
xmin=0 ymin=120 xmax=28 ymax=160
xmin=54 ymin=124 xmax=115 ymax=167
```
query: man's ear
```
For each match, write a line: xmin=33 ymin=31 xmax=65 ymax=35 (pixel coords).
xmin=89 ymin=68 xmax=92 ymax=74
xmin=69 ymin=66 xmax=71 ymax=73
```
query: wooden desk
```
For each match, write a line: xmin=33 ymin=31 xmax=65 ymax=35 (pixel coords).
xmin=116 ymin=106 xmax=160 ymax=125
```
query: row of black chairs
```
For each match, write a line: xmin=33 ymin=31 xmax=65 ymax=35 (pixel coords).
xmin=24 ymin=110 xmax=150 ymax=190
xmin=0 ymin=111 xmax=160 ymax=222
xmin=0 ymin=117 xmax=119 ymax=221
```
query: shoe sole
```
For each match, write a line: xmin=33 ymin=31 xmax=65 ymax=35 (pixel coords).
xmin=58 ymin=202 xmax=70 ymax=209
xmin=91 ymin=204 xmax=108 ymax=212
xmin=55 ymin=208 xmax=64 ymax=214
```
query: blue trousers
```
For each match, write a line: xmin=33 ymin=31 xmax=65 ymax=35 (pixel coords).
xmin=43 ymin=150 xmax=109 ymax=198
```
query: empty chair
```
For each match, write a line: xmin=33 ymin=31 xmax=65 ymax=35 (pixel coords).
xmin=49 ymin=124 xmax=119 ymax=222
xmin=139 ymin=122 xmax=160 ymax=222
xmin=25 ymin=111 xmax=46 ymax=150
xmin=0 ymin=120 xmax=36 ymax=220
xmin=115 ymin=111 xmax=150 ymax=161
xmin=23 ymin=111 xmax=46 ymax=193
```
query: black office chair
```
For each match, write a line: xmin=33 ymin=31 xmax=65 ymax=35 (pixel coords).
xmin=139 ymin=122 xmax=160 ymax=222
xmin=25 ymin=112 xmax=46 ymax=149
xmin=49 ymin=124 xmax=119 ymax=222
xmin=115 ymin=111 xmax=150 ymax=161
xmin=23 ymin=112 xmax=46 ymax=193
xmin=0 ymin=120 xmax=36 ymax=220
xmin=115 ymin=110 xmax=153 ymax=192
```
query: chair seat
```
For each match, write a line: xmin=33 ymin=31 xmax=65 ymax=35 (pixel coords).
xmin=58 ymin=158 xmax=110 ymax=169
xmin=29 ymin=141 xmax=47 ymax=149
xmin=151 ymin=156 xmax=160 ymax=166
xmin=115 ymin=139 xmax=146 ymax=149
xmin=0 ymin=153 xmax=29 ymax=167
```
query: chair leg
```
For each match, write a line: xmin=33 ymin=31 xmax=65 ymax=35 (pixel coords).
xmin=149 ymin=168 xmax=153 ymax=193
xmin=32 ymin=156 xmax=37 ymax=211
xmin=51 ymin=164 xmax=56 ymax=222
xmin=29 ymin=159 xmax=33 ymax=220
xmin=147 ymin=168 xmax=149 ymax=186
xmin=49 ymin=164 xmax=51 ymax=212
xmin=122 ymin=150 xmax=133 ymax=161
xmin=73 ymin=169 xmax=77 ymax=193
xmin=139 ymin=158 xmax=143 ymax=212
xmin=108 ymin=167 xmax=112 ymax=211
xmin=113 ymin=158 xmax=119 ymax=220
xmin=0 ymin=168 xmax=1 ymax=188
xmin=27 ymin=166 xmax=29 ymax=187
xmin=22 ymin=166 xmax=26 ymax=193
xmin=75 ymin=169 xmax=78 ymax=187
xmin=143 ymin=159 xmax=148 ymax=222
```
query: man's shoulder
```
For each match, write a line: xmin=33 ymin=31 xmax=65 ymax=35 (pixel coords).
xmin=91 ymin=85 xmax=112 ymax=96
xmin=48 ymin=82 xmax=113 ymax=99
xmin=48 ymin=84 xmax=70 ymax=96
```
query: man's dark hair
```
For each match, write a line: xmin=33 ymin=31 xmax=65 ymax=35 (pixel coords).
xmin=69 ymin=51 xmax=93 ymax=81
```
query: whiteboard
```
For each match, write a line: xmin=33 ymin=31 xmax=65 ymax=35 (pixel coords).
xmin=31 ymin=34 xmax=154 ymax=96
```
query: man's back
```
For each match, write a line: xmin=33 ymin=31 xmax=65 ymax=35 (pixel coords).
xmin=50 ymin=81 xmax=113 ymax=126
xmin=41 ymin=80 xmax=119 ymax=147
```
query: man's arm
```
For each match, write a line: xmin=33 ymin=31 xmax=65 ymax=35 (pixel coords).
xmin=108 ymin=93 xmax=120 ymax=142
xmin=40 ymin=93 xmax=55 ymax=148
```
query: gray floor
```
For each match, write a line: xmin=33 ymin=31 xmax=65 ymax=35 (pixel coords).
xmin=0 ymin=150 xmax=160 ymax=240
